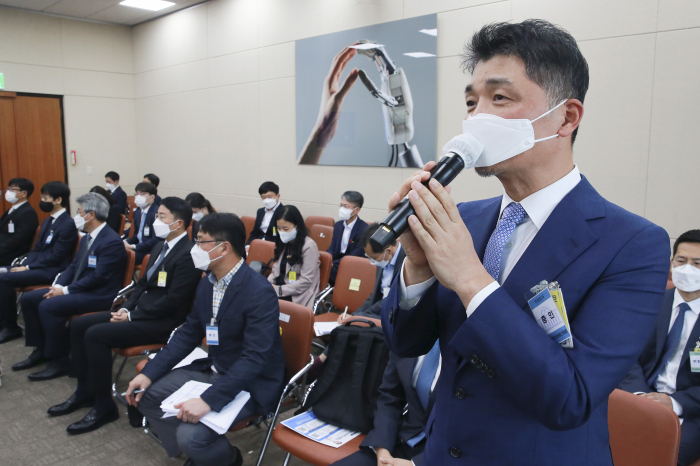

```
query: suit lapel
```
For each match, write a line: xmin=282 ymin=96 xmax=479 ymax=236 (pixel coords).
xmin=461 ymin=197 xmax=502 ymax=261
xmin=655 ymin=291 xmax=676 ymax=362
xmin=215 ymin=263 xmax=247 ymax=322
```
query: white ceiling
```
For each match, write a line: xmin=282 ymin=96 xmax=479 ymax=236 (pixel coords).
xmin=0 ymin=0 xmax=209 ymax=26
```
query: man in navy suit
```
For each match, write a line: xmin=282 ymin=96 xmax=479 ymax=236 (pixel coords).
xmin=0 ymin=181 xmax=78 ymax=344
xmin=381 ymin=20 xmax=670 ymax=465
xmin=246 ymin=181 xmax=283 ymax=248
xmin=0 ymin=177 xmax=39 ymax=266
xmin=127 ymin=213 xmax=284 ymax=466
xmin=125 ymin=181 xmax=160 ymax=265
xmin=105 ymin=171 xmax=127 ymax=215
xmin=14 ymin=193 xmax=127 ymax=381
xmin=620 ymin=230 xmax=700 ymax=466
xmin=327 ymin=191 xmax=368 ymax=284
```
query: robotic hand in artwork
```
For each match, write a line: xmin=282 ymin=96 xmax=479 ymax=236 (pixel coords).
xmin=355 ymin=40 xmax=424 ymax=168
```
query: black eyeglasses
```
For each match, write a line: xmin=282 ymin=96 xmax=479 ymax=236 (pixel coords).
xmin=194 ymin=239 xmax=223 ymax=245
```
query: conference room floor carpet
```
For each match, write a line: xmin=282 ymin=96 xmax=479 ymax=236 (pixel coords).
xmin=0 ymin=334 xmax=310 ymax=466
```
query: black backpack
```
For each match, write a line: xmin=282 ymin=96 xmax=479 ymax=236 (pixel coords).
xmin=300 ymin=319 xmax=391 ymax=433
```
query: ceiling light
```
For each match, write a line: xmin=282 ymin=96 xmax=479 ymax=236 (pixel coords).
xmin=120 ymin=0 xmax=175 ymax=12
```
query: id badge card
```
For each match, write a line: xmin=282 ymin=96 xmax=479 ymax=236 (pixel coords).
xmin=88 ymin=255 xmax=97 ymax=268
xmin=206 ymin=325 xmax=219 ymax=345
xmin=157 ymin=271 xmax=167 ymax=287
xmin=45 ymin=232 xmax=54 ymax=244
xmin=8 ymin=222 xmax=14 ymax=233
xmin=273 ymin=226 xmax=277 ymax=236
xmin=527 ymin=288 xmax=572 ymax=344
xmin=289 ymin=271 xmax=297 ymax=282
xmin=690 ymin=351 xmax=700 ymax=373
xmin=144 ymin=226 xmax=150 ymax=236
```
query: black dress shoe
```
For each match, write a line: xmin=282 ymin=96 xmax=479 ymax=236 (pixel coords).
xmin=183 ymin=446 xmax=242 ymax=466
xmin=66 ymin=407 xmax=119 ymax=435
xmin=12 ymin=348 xmax=45 ymax=371
xmin=0 ymin=326 xmax=23 ymax=344
xmin=48 ymin=393 xmax=95 ymax=417
xmin=28 ymin=357 xmax=69 ymax=381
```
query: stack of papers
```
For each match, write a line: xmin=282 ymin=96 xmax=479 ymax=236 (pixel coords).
xmin=148 ymin=347 xmax=208 ymax=369
xmin=314 ymin=322 xmax=339 ymax=337
xmin=281 ymin=410 xmax=360 ymax=448
xmin=160 ymin=380 xmax=251 ymax=435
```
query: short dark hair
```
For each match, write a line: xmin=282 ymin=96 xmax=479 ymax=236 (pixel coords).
xmin=41 ymin=181 xmax=70 ymax=208
xmin=105 ymin=171 xmax=120 ymax=181
xmin=673 ymin=230 xmax=700 ymax=257
xmin=259 ymin=181 xmax=279 ymax=196
xmin=360 ymin=222 xmax=395 ymax=249
xmin=342 ymin=191 xmax=364 ymax=208
xmin=273 ymin=205 xmax=308 ymax=266
xmin=135 ymin=181 xmax=157 ymax=196
xmin=143 ymin=173 xmax=160 ymax=187
xmin=8 ymin=178 xmax=34 ymax=197
xmin=197 ymin=213 xmax=247 ymax=260
xmin=90 ymin=186 xmax=113 ymax=205
xmin=461 ymin=19 xmax=589 ymax=144
xmin=160 ymin=196 xmax=193 ymax=229
xmin=185 ymin=192 xmax=216 ymax=212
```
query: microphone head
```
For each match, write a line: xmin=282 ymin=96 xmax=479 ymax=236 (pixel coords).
xmin=442 ymin=133 xmax=483 ymax=169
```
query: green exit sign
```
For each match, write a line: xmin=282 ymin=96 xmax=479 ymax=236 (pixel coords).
xmin=0 ymin=73 xmax=4 ymax=89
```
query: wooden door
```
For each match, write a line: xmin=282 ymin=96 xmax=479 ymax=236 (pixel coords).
xmin=0 ymin=92 xmax=67 ymax=223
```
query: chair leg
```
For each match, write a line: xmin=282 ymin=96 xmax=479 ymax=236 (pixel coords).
xmin=283 ymin=452 xmax=291 ymax=466
xmin=312 ymin=341 xmax=326 ymax=350
xmin=255 ymin=384 xmax=295 ymax=466
xmin=114 ymin=356 xmax=128 ymax=383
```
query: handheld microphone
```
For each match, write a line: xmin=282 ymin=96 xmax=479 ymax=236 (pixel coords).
xmin=369 ymin=133 xmax=483 ymax=253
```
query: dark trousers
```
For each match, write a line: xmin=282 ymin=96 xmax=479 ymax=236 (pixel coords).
xmin=21 ymin=288 xmax=114 ymax=358
xmin=331 ymin=439 xmax=425 ymax=466
xmin=138 ymin=368 xmax=256 ymax=464
xmin=0 ymin=268 xmax=57 ymax=328
xmin=679 ymin=417 xmax=700 ymax=466
xmin=135 ymin=251 xmax=147 ymax=266
xmin=69 ymin=311 xmax=164 ymax=396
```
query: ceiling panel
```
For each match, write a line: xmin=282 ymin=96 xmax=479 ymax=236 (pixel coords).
xmin=45 ymin=0 xmax=117 ymax=18
xmin=0 ymin=0 xmax=61 ymax=9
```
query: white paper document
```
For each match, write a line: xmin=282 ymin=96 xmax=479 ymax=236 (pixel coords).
xmin=314 ymin=322 xmax=339 ymax=337
xmin=160 ymin=380 xmax=251 ymax=435
xmin=148 ymin=347 xmax=209 ymax=369
xmin=281 ymin=410 xmax=360 ymax=448
xmin=349 ymin=43 xmax=385 ymax=50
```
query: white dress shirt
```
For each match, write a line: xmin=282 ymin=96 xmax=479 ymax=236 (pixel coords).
xmin=63 ymin=221 xmax=108 ymax=295
xmin=341 ymin=217 xmax=357 ymax=254
xmin=399 ymin=165 xmax=582 ymax=315
xmin=8 ymin=200 xmax=27 ymax=215
xmin=260 ymin=201 xmax=280 ymax=235
xmin=654 ymin=289 xmax=700 ymax=418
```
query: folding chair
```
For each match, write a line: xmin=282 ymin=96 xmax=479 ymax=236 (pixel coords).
xmin=305 ymin=216 xmax=334 ymax=230
xmin=241 ymin=216 xmax=255 ymax=244
xmin=10 ymin=225 xmax=42 ymax=267
xmin=118 ymin=214 xmax=126 ymax=236
xmin=315 ymin=256 xmax=376 ymax=319
xmin=186 ymin=224 xmax=192 ymax=240
xmin=309 ymin=224 xmax=333 ymax=252
xmin=314 ymin=252 xmax=333 ymax=314
xmin=247 ymin=239 xmax=276 ymax=267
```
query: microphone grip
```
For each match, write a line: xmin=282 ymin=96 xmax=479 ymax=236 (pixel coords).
xmin=369 ymin=153 xmax=466 ymax=253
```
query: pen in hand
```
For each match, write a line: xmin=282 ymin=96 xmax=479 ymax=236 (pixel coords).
xmin=122 ymin=388 xmax=145 ymax=397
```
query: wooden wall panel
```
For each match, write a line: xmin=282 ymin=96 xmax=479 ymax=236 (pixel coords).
xmin=0 ymin=94 xmax=19 ymax=212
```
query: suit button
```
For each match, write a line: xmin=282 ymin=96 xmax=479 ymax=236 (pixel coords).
xmin=470 ymin=355 xmax=478 ymax=365
xmin=455 ymin=388 xmax=465 ymax=399
xmin=480 ymin=364 xmax=488 ymax=373
xmin=389 ymin=310 xmax=394 ymax=323
xmin=487 ymin=370 xmax=495 ymax=378
xmin=475 ymin=360 xmax=484 ymax=369
xmin=449 ymin=447 xmax=461 ymax=458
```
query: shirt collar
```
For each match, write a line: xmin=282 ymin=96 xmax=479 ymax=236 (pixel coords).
xmin=10 ymin=200 xmax=27 ymax=211
xmin=344 ymin=217 xmax=357 ymax=229
xmin=389 ymin=242 xmax=402 ymax=267
xmin=141 ymin=203 xmax=152 ymax=214
xmin=51 ymin=208 xmax=66 ymax=219
xmin=165 ymin=231 xmax=187 ymax=249
xmin=89 ymin=221 xmax=108 ymax=241
xmin=500 ymin=165 xmax=581 ymax=230
xmin=673 ymin=289 xmax=700 ymax=315
xmin=208 ymin=258 xmax=245 ymax=286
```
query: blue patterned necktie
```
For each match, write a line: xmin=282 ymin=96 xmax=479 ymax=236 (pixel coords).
xmin=407 ymin=340 xmax=440 ymax=448
xmin=647 ymin=302 xmax=693 ymax=387
xmin=482 ymin=202 xmax=528 ymax=281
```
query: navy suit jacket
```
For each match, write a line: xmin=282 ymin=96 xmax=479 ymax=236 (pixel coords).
xmin=361 ymin=353 xmax=429 ymax=465
xmin=382 ymin=176 xmax=670 ymax=465
xmin=142 ymin=262 xmax=286 ymax=413
xmin=57 ymin=224 xmax=127 ymax=298
xmin=126 ymin=203 xmax=159 ymax=255
xmin=247 ymin=203 xmax=284 ymax=245
xmin=620 ymin=288 xmax=700 ymax=418
xmin=355 ymin=247 xmax=406 ymax=319
xmin=0 ymin=202 xmax=39 ymax=266
xmin=111 ymin=186 xmax=127 ymax=215
xmin=327 ymin=218 xmax=368 ymax=263
xmin=24 ymin=211 xmax=78 ymax=275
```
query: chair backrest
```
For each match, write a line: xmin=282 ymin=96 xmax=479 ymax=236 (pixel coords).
xmin=332 ymin=256 xmax=377 ymax=313
xmin=140 ymin=254 xmax=151 ymax=277
xmin=118 ymin=214 xmax=126 ymax=236
xmin=309 ymin=224 xmax=334 ymax=252
xmin=128 ymin=206 xmax=137 ymax=238
xmin=608 ymin=388 xmax=680 ymax=466
xmin=186 ymin=224 xmax=192 ymax=240
xmin=241 ymin=216 xmax=255 ymax=244
xmin=31 ymin=225 xmax=41 ymax=250
xmin=72 ymin=235 xmax=82 ymax=259
xmin=318 ymin=251 xmax=332 ymax=292
xmin=123 ymin=248 xmax=136 ymax=288
xmin=246 ymin=239 xmax=276 ymax=266
xmin=305 ymin=215 xmax=334 ymax=230
xmin=127 ymin=195 xmax=135 ymax=220
xmin=278 ymin=299 xmax=314 ymax=377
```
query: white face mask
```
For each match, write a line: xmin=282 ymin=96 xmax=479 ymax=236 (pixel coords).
xmin=153 ymin=218 xmax=177 ymax=239
xmin=5 ymin=191 xmax=18 ymax=204
xmin=458 ymin=100 xmax=567 ymax=168
xmin=192 ymin=211 xmax=204 ymax=222
xmin=368 ymin=250 xmax=390 ymax=268
xmin=262 ymin=198 xmax=277 ymax=210
xmin=339 ymin=206 xmax=355 ymax=221
xmin=190 ymin=243 xmax=224 ymax=271
xmin=279 ymin=228 xmax=297 ymax=244
xmin=74 ymin=213 xmax=87 ymax=230
xmin=105 ymin=183 xmax=115 ymax=191
xmin=672 ymin=264 xmax=700 ymax=293
xmin=134 ymin=194 xmax=148 ymax=208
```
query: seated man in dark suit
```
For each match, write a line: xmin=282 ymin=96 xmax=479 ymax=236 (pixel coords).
xmin=105 ymin=171 xmax=127 ymax=215
xmin=126 ymin=213 xmax=285 ymax=466
xmin=331 ymin=348 xmax=439 ymax=466
xmin=0 ymin=181 xmax=78 ymax=344
xmin=0 ymin=177 xmax=39 ymax=267
xmin=125 ymin=181 xmax=160 ymax=265
xmin=90 ymin=186 xmax=123 ymax=233
xmin=619 ymin=229 xmax=700 ymax=466
xmin=246 ymin=181 xmax=283 ymax=250
xmin=49 ymin=197 xmax=203 ymax=435
xmin=144 ymin=173 xmax=162 ymax=205
xmin=13 ymin=193 xmax=128 ymax=381
xmin=327 ymin=191 xmax=368 ymax=284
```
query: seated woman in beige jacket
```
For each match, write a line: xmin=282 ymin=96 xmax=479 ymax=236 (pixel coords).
xmin=268 ymin=205 xmax=320 ymax=309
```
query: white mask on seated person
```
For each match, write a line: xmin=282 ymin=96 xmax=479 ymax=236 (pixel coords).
xmin=262 ymin=198 xmax=277 ymax=210
xmin=134 ymin=195 xmax=148 ymax=208
xmin=279 ymin=228 xmax=297 ymax=244
xmin=672 ymin=264 xmax=700 ymax=293
xmin=153 ymin=218 xmax=178 ymax=239
xmin=5 ymin=191 xmax=18 ymax=204
xmin=192 ymin=211 xmax=204 ymax=222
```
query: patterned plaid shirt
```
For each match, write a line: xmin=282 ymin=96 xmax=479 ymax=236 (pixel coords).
xmin=208 ymin=258 xmax=244 ymax=323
